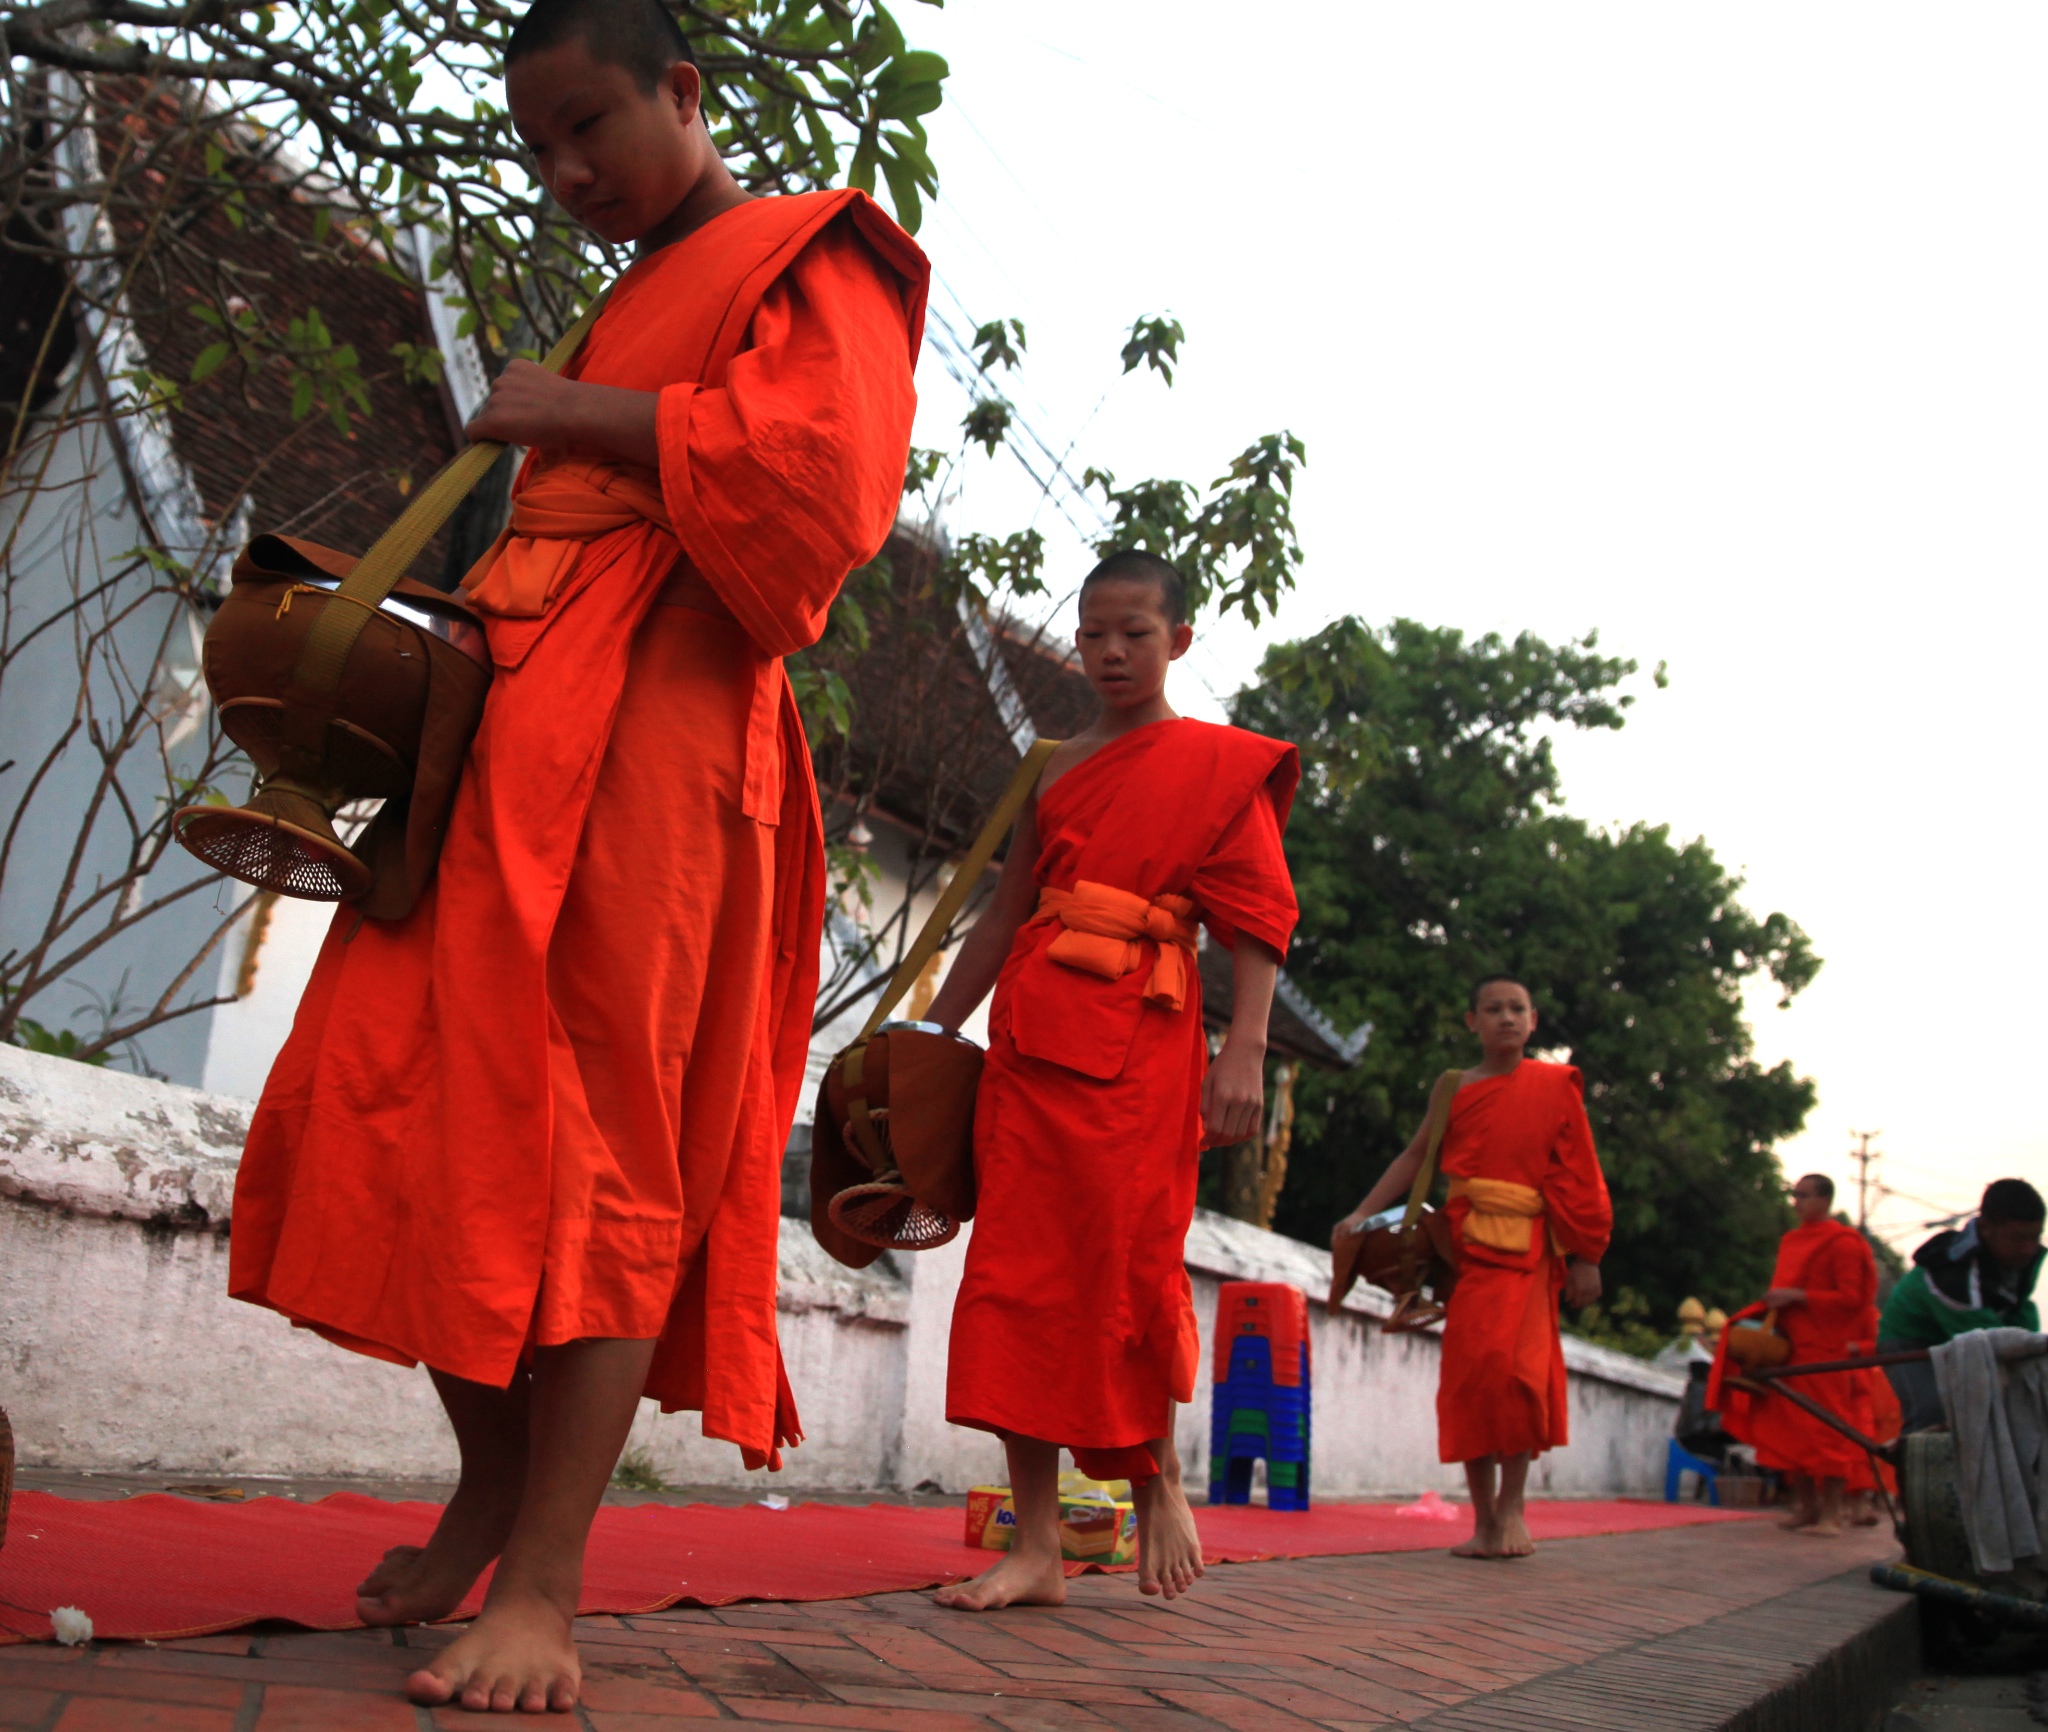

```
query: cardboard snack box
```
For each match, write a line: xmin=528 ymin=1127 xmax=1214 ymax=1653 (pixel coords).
xmin=964 ymin=1485 xmax=1138 ymax=1566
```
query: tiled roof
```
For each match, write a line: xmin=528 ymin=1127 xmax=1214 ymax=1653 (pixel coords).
xmin=96 ymin=81 xmax=459 ymax=571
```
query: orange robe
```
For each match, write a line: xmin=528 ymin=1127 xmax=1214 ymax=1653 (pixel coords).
xmin=1435 ymin=1062 xmax=1613 ymax=1464
xmin=946 ymin=719 xmax=1299 ymax=1482
xmin=229 ymin=191 xmax=927 ymax=1467
xmin=1711 ymin=1219 xmax=1880 ymax=1487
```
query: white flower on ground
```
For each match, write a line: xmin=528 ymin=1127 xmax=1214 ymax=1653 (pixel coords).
xmin=759 ymin=1494 xmax=790 ymax=1511
xmin=50 ymin=1607 xmax=94 ymax=1646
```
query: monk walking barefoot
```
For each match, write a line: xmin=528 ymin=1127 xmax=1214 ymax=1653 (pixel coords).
xmin=1337 ymin=979 xmax=1613 ymax=1563
xmin=1710 ymin=1175 xmax=1881 ymax=1542
xmin=1134 ymin=1434 xmax=1206 ymax=1598
xmin=926 ymin=553 xmax=1300 ymax=1610
xmin=227 ymin=0 xmax=926 ymax=1707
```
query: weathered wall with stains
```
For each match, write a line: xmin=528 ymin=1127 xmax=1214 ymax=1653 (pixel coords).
xmin=0 ymin=1045 xmax=1681 ymax=1494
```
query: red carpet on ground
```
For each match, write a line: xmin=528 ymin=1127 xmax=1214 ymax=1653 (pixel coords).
xmin=0 ymin=1491 xmax=1758 ymax=1645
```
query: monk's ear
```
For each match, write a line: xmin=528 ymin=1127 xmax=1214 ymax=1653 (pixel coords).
xmin=1464 ymin=1007 xmax=1479 ymax=1034
xmin=663 ymin=59 xmax=704 ymax=128
xmin=1168 ymin=621 xmax=1194 ymax=660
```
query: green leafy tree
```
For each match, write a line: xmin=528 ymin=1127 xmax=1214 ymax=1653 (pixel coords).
xmin=1232 ymin=617 xmax=1821 ymax=1325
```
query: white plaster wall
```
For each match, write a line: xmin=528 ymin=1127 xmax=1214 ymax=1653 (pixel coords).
xmin=0 ymin=1045 xmax=1683 ymax=1495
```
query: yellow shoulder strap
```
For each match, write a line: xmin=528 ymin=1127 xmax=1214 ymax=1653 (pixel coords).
xmin=1400 ymin=1068 xmax=1465 ymax=1233
xmin=855 ymin=737 xmax=1061 ymax=1043
xmin=289 ymin=288 xmax=614 ymax=699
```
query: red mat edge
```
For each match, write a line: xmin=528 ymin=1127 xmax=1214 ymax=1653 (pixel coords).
xmin=0 ymin=1493 xmax=1760 ymax=1648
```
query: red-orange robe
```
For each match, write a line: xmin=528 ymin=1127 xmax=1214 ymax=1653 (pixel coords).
xmin=229 ymin=190 xmax=927 ymax=1467
xmin=1711 ymin=1219 xmax=1880 ymax=1487
xmin=1435 ymin=1062 xmax=1613 ymax=1464
xmin=947 ymin=719 xmax=1299 ymax=1482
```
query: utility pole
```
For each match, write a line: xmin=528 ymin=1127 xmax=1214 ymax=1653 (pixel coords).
xmin=1849 ymin=1130 xmax=1882 ymax=1232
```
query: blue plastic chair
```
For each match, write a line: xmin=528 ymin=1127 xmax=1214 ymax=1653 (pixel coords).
xmin=1664 ymin=1437 xmax=1721 ymax=1505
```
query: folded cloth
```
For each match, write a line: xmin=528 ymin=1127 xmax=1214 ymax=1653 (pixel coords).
xmin=1447 ymin=1175 xmax=1545 ymax=1254
xmin=1032 ymin=881 xmax=1199 ymax=1011
xmin=1929 ymin=1327 xmax=2048 ymax=1575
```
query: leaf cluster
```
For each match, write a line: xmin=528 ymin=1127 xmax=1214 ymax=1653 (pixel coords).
xmin=1234 ymin=617 xmax=1823 ymax=1327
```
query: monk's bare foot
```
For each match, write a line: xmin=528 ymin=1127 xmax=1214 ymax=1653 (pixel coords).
xmin=1495 ymin=1512 xmax=1535 ymax=1558
xmin=935 ymin=1549 xmax=1068 ymax=1611
xmin=357 ymin=1479 xmax=519 ymax=1625
xmin=404 ymin=1587 xmax=579 ymax=1712
xmin=1136 ymin=1475 xmax=1205 ymax=1600
xmin=1776 ymin=1509 xmax=1817 ymax=1532
xmin=1451 ymin=1522 xmax=1503 ymax=1559
xmin=1797 ymin=1519 xmax=1843 ymax=1538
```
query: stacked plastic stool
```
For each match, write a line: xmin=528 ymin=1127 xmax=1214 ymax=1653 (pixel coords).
xmin=1207 ymin=1280 xmax=1311 ymax=1510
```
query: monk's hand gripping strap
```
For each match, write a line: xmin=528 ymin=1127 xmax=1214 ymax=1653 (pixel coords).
xmin=286 ymin=288 xmax=615 ymax=714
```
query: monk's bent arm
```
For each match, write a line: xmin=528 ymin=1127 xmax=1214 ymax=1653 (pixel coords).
xmin=467 ymin=360 xmax=661 ymax=468
xmin=926 ymin=796 xmax=1042 ymax=1033
xmin=1337 ymin=1126 xmax=1432 ymax=1236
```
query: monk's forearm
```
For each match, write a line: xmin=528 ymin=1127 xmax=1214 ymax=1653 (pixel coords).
xmin=555 ymin=381 xmax=661 ymax=467
xmin=1226 ymin=937 xmax=1281 ymax=1050
xmin=465 ymin=360 xmax=660 ymax=467
xmin=925 ymin=915 xmax=1014 ymax=1032
xmin=1349 ymin=1145 xmax=1425 ymax=1222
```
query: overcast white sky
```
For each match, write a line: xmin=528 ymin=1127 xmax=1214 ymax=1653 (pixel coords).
xmin=900 ymin=2 xmax=2047 ymax=1248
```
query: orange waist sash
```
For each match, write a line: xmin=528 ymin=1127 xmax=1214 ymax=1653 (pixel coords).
xmin=1448 ymin=1176 xmax=1564 ymax=1257
xmin=460 ymin=459 xmax=672 ymax=619
xmin=1031 ymin=880 xmax=1199 ymax=1011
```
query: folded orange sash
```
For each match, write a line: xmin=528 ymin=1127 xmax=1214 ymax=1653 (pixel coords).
xmin=1448 ymin=1175 xmax=1567 ymax=1258
xmin=1032 ymin=880 xmax=1199 ymax=1011
xmin=460 ymin=458 xmax=671 ymax=618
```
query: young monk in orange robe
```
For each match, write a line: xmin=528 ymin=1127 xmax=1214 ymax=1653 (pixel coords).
xmin=226 ymin=0 xmax=924 ymax=1710
xmin=1709 ymin=1173 xmax=1881 ymax=1536
xmin=922 ymin=550 xmax=1299 ymax=1610
xmin=1337 ymin=977 xmax=1612 ymax=1559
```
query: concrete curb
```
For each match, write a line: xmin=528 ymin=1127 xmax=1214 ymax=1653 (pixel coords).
xmin=1412 ymin=1568 xmax=1918 ymax=1732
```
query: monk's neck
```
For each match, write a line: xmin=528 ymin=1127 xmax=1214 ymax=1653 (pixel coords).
xmin=1470 ymin=1050 xmax=1526 ymax=1079
xmin=1083 ymin=698 xmax=1178 ymax=746
xmin=636 ymin=163 xmax=753 ymax=258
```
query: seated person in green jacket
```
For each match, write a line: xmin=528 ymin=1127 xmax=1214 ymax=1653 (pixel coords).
xmin=1879 ymin=1178 xmax=2044 ymax=1431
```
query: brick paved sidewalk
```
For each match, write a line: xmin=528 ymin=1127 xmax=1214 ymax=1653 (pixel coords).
xmin=0 ymin=1519 xmax=1906 ymax=1730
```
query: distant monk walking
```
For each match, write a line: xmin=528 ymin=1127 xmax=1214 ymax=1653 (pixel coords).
xmin=1337 ymin=977 xmax=1613 ymax=1559
xmin=1710 ymin=1174 xmax=1881 ymax=1536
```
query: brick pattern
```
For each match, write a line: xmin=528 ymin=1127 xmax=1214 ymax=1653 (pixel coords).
xmin=0 ymin=1522 xmax=1902 ymax=1730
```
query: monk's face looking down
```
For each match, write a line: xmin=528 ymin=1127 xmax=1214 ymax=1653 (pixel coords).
xmin=508 ymin=38 xmax=711 ymax=246
xmin=1464 ymin=982 xmax=1535 ymax=1058
xmin=1075 ymin=578 xmax=1193 ymax=714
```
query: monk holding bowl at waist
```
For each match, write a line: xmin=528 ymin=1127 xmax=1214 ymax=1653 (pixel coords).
xmin=1708 ymin=1173 xmax=1880 ymax=1537
xmin=923 ymin=550 xmax=1299 ymax=1610
xmin=1337 ymin=976 xmax=1612 ymax=1559
xmin=227 ymin=0 xmax=926 ymax=1709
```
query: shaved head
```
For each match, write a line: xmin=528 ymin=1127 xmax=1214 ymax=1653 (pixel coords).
xmin=1469 ymin=974 xmax=1531 ymax=1011
xmin=507 ymin=0 xmax=696 ymax=93
xmin=1080 ymin=549 xmax=1187 ymax=628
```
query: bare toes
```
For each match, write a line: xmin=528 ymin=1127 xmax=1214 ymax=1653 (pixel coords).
xmin=404 ymin=1667 xmax=455 ymax=1705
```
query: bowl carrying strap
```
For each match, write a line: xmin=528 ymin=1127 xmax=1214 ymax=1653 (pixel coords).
xmin=852 ymin=735 xmax=1061 ymax=1045
xmin=283 ymin=289 xmax=613 ymax=727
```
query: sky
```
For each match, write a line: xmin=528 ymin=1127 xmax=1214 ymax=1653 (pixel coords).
xmin=897 ymin=2 xmax=2048 ymax=1248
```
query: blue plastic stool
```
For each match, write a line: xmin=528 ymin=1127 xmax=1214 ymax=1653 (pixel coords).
xmin=1664 ymin=1438 xmax=1720 ymax=1505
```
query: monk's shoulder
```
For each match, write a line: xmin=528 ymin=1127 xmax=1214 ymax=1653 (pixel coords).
xmin=1522 ymin=1059 xmax=1587 ymax=1104
xmin=1163 ymin=718 xmax=1298 ymax=791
